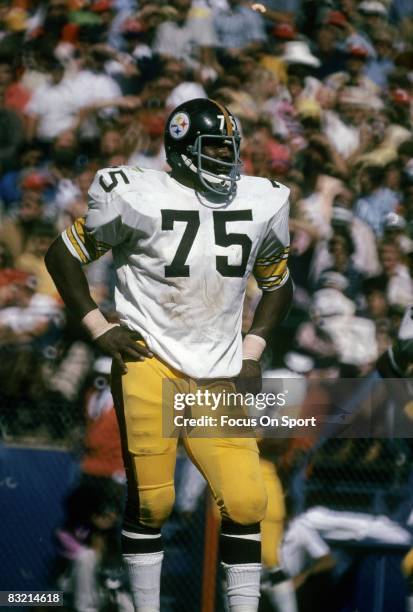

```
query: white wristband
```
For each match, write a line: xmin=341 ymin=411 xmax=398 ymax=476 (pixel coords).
xmin=81 ymin=308 xmax=119 ymax=340
xmin=243 ymin=334 xmax=266 ymax=361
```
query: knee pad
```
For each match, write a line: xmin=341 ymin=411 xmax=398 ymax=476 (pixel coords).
xmin=222 ymin=482 xmax=267 ymax=525
xmin=138 ymin=482 xmax=175 ymax=529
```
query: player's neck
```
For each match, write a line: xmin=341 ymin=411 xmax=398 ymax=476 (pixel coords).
xmin=169 ymin=170 xmax=234 ymax=205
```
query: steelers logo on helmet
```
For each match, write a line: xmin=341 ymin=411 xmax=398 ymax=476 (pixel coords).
xmin=169 ymin=112 xmax=190 ymax=139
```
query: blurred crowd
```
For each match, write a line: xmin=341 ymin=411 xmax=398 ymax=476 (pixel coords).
xmin=0 ymin=0 xmax=412 ymax=432
xmin=0 ymin=2 xmax=412 ymax=608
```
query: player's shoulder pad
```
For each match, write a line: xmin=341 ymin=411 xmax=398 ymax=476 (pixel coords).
xmin=240 ymin=175 xmax=290 ymax=209
xmin=89 ymin=165 xmax=154 ymax=201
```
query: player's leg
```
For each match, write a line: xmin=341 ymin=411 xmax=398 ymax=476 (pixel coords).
xmin=260 ymin=458 xmax=297 ymax=612
xmin=112 ymin=356 xmax=182 ymax=612
xmin=184 ymin=432 xmax=267 ymax=612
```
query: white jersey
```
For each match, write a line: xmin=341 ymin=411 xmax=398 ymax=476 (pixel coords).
xmin=62 ymin=166 xmax=290 ymax=378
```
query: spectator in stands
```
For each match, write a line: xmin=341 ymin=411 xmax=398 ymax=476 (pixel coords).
xmin=354 ymin=164 xmax=399 ymax=237
xmin=0 ymin=75 xmax=25 ymax=174
xmin=313 ymin=16 xmax=348 ymax=80
xmin=153 ymin=0 xmax=218 ymax=71
xmin=332 ymin=191 xmax=380 ymax=276
xmin=99 ymin=127 xmax=124 ymax=165
xmin=213 ymin=0 xmax=267 ymax=55
xmin=0 ymin=268 xmax=59 ymax=344
xmin=358 ymin=0 xmax=390 ymax=40
xmin=324 ymin=87 xmax=373 ymax=161
xmin=127 ymin=107 xmax=167 ymax=171
xmin=165 ymin=61 xmax=208 ymax=109
xmin=363 ymin=277 xmax=389 ymax=321
xmin=364 ymin=27 xmax=395 ymax=88
xmin=15 ymin=221 xmax=58 ymax=298
xmin=295 ymin=134 xmax=344 ymax=239
xmin=0 ymin=141 xmax=46 ymax=214
xmin=39 ymin=0 xmax=70 ymax=45
xmin=25 ymin=55 xmax=78 ymax=143
xmin=0 ymin=56 xmax=30 ymax=115
xmin=243 ymin=120 xmax=291 ymax=179
xmin=321 ymin=227 xmax=365 ymax=302
xmin=374 ymin=238 xmax=413 ymax=307
xmin=328 ymin=41 xmax=379 ymax=94
xmin=0 ymin=187 xmax=45 ymax=260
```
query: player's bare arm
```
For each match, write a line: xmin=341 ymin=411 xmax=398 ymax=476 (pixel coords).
xmin=45 ymin=236 xmax=152 ymax=374
xmin=249 ymin=274 xmax=294 ymax=341
xmin=239 ymin=275 xmax=293 ymax=392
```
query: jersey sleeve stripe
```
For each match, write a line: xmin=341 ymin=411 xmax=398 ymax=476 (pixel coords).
xmin=70 ymin=222 xmax=92 ymax=262
xmin=258 ymin=269 xmax=289 ymax=291
xmin=74 ymin=221 xmax=98 ymax=261
xmin=73 ymin=217 xmax=99 ymax=260
xmin=61 ymin=229 xmax=85 ymax=262
xmin=64 ymin=225 xmax=90 ymax=263
xmin=256 ymin=273 xmax=286 ymax=283
xmin=76 ymin=217 xmax=112 ymax=251
xmin=254 ymin=261 xmax=288 ymax=280
xmin=254 ymin=247 xmax=289 ymax=281
xmin=71 ymin=217 xmax=112 ymax=261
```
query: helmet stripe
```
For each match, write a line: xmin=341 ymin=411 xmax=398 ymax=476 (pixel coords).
xmin=209 ymin=98 xmax=233 ymax=136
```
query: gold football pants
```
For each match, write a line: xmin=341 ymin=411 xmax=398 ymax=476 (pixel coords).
xmin=111 ymin=353 xmax=267 ymax=529
xmin=260 ymin=457 xmax=286 ymax=569
xmin=210 ymin=457 xmax=286 ymax=567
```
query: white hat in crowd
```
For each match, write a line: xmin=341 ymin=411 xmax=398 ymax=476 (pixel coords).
xmin=282 ymin=41 xmax=321 ymax=68
xmin=359 ymin=1 xmax=388 ymax=15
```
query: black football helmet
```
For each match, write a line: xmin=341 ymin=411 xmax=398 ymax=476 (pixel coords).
xmin=164 ymin=98 xmax=241 ymax=197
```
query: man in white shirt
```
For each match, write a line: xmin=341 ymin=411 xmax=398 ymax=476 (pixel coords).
xmin=26 ymin=54 xmax=122 ymax=142
xmin=153 ymin=0 xmax=217 ymax=69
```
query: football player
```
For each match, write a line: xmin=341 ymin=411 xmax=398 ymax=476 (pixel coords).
xmin=45 ymin=98 xmax=293 ymax=612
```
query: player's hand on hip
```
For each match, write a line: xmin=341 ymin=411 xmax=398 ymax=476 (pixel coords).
xmin=236 ymin=359 xmax=262 ymax=395
xmin=95 ymin=326 xmax=153 ymax=374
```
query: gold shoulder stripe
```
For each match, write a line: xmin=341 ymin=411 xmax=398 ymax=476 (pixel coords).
xmin=66 ymin=225 xmax=89 ymax=264
xmin=71 ymin=218 xmax=96 ymax=260
xmin=72 ymin=217 xmax=112 ymax=261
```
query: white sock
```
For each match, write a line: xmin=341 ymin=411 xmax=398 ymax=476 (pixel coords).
xmin=222 ymin=562 xmax=261 ymax=612
xmin=264 ymin=579 xmax=298 ymax=612
xmin=123 ymin=551 xmax=163 ymax=612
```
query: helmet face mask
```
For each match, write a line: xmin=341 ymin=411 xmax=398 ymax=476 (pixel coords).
xmin=187 ymin=133 xmax=241 ymax=196
xmin=165 ymin=98 xmax=242 ymax=198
